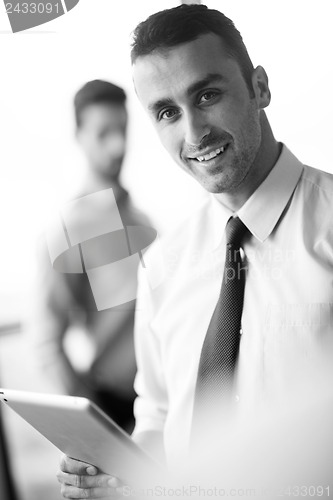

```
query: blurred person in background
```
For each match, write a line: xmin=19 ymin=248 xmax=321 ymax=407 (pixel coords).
xmin=36 ymin=80 xmax=150 ymax=432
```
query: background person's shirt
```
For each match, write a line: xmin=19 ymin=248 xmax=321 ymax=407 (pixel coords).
xmin=132 ymin=146 xmax=333 ymax=464
xmin=35 ymin=187 xmax=150 ymax=405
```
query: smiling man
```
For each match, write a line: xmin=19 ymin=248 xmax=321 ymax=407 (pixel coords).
xmin=134 ymin=33 xmax=277 ymax=208
xmin=57 ymin=5 xmax=333 ymax=498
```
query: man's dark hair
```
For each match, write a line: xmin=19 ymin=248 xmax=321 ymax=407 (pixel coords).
xmin=74 ymin=80 xmax=126 ymax=128
xmin=131 ymin=4 xmax=255 ymax=95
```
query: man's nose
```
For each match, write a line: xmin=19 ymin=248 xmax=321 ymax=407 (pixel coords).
xmin=184 ymin=109 xmax=210 ymax=147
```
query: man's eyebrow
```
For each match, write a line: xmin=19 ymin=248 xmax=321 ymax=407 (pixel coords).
xmin=148 ymin=97 xmax=175 ymax=114
xmin=147 ymin=73 xmax=226 ymax=114
xmin=186 ymin=73 xmax=226 ymax=97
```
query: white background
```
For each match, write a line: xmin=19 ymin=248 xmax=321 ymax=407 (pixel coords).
xmin=0 ymin=0 xmax=332 ymax=322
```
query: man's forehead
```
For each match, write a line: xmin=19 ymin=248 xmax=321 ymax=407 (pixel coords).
xmin=132 ymin=34 xmax=239 ymax=105
xmin=133 ymin=33 xmax=229 ymax=75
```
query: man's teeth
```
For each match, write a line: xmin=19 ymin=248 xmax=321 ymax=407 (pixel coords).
xmin=197 ymin=147 xmax=225 ymax=162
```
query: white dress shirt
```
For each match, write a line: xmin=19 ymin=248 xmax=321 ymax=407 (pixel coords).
xmin=133 ymin=145 xmax=333 ymax=463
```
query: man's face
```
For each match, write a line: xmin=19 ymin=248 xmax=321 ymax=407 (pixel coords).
xmin=77 ymin=102 xmax=127 ymax=180
xmin=133 ymin=34 xmax=263 ymax=194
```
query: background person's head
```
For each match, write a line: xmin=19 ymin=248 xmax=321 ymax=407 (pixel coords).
xmin=74 ymin=80 xmax=127 ymax=182
xmin=131 ymin=4 xmax=272 ymax=199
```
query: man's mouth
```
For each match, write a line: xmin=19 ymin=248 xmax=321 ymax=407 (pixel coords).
xmin=188 ymin=144 xmax=229 ymax=163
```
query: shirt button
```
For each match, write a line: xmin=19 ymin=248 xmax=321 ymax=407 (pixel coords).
xmin=239 ymin=328 xmax=243 ymax=335
xmin=235 ymin=395 xmax=240 ymax=403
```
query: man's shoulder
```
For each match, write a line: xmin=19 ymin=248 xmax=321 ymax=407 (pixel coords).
xmin=297 ymin=164 xmax=333 ymax=243
xmin=138 ymin=196 xmax=212 ymax=297
xmin=142 ymin=196 xmax=212 ymax=278
xmin=158 ymin=196 xmax=212 ymax=252
xmin=301 ymin=164 xmax=333 ymax=197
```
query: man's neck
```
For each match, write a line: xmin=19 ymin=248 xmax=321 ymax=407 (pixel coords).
xmin=214 ymin=114 xmax=281 ymax=212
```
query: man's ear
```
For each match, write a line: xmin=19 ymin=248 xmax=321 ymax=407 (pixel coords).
xmin=251 ymin=65 xmax=271 ymax=109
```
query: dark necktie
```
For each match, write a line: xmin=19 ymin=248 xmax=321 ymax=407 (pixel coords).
xmin=192 ymin=216 xmax=249 ymax=421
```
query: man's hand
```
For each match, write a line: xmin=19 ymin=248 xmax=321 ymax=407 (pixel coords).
xmin=57 ymin=454 xmax=122 ymax=499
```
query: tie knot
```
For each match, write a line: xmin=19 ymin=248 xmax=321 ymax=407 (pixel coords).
xmin=225 ymin=217 xmax=248 ymax=247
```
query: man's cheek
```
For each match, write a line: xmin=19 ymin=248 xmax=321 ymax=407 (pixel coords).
xmin=159 ymin=130 xmax=176 ymax=157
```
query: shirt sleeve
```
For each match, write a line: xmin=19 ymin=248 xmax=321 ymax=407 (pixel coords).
xmin=132 ymin=262 xmax=168 ymax=437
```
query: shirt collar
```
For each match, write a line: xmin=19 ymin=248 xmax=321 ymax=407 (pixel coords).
xmin=210 ymin=144 xmax=304 ymax=249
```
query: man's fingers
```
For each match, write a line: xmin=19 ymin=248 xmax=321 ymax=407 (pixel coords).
xmin=58 ymin=454 xmax=123 ymax=499
xmin=108 ymin=477 xmax=121 ymax=488
xmin=60 ymin=454 xmax=98 ymax=475
xmin=59 ymin=484 xmax=116 ymax=499
xmin=57 ymin=471 xmax=115 ymax=489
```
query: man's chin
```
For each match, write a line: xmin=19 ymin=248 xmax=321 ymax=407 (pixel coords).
xmin=193 ymin=173 xmax=234 ymax=194
xmin=190 ymin=164 xmax=250 ymax=195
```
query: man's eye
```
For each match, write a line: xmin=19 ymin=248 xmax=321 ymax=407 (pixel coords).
xmin=159 ymin=108 xmax=179 ymax=121
xmin=199 ymin=91 xmax=218 ymax=103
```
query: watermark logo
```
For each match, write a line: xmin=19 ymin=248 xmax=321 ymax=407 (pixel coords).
xmin=3 ymin=0 xmax=80 ymax=33
xmin=46 ymin=188 xmax=163 ymax=310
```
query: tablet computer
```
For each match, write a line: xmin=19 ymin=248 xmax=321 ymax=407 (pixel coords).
xmin=0 ymin=388 xmax=162 ymax=486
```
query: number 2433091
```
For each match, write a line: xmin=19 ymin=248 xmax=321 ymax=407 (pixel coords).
xmin=5 ymin=3 xmax=60 ymax=14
